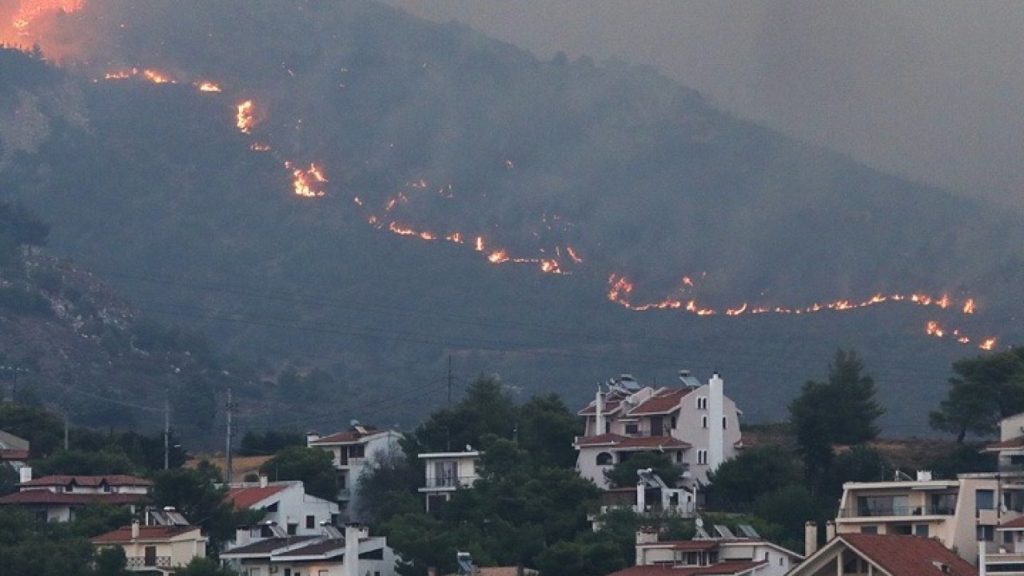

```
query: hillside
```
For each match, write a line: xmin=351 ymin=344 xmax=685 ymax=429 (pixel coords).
xmin=0 ymin=2 xmax=1021 ymax=435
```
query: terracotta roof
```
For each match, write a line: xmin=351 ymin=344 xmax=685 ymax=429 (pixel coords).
xmin=840 ymin=534 xmax=977 ymax=576
xmin=579 ymin=398 xmax=625 ymax=416
xmin=998 ymin=516 xmax=1024 ymax=530
xmin=576 ymin=433 xmax=628 ymax=447
xmin=225 ymin=485 xmax=288 ymax=509
xmin=222 ymin=536 xmax=319 ymax=556
xmin=984 ymin=437 xmax=1024 ymax=451
xmin=0 ymin=449 xmax=29 ymax=460
xmin=0 ymin=491 xmax=148 ymax=506
xmin=20 ymin=474 xmax=153 ymax=488
xmin=606 ymin=560 xmax=765 ymax=576
xmin=628 ymin=389 xmax=694 ymax=415
xmin=92 ymin=524 xmax=200 ymax=543
xmin=616 ymin=436 xmax=691 ymax=450
xmin=310 ymin=426 xmax=387 ymax=445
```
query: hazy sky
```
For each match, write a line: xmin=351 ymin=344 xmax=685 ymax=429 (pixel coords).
xmin=384 ymin=1 xmax=1024 ymax=208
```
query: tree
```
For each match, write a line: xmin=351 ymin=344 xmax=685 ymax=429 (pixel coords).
xmin=517 ymin=394 xmax=580 ymax=469
xmin=404 ymin=376 xmax=517 ymax=455
xmin=789 ymin=349 xmax=884 ymax=483
xmin=259 ymin=447 xmax=337 ymax=501
xmin=930 ymin=348 xmax=1024 ymax=442
xmin=752 ymin=485 xmax=821 ymax=553
xmin=174 ymin=557 xmax=238 ymax=576
xmin=355 ymin=449 xmax=421 ymax=524
xmin=150 ymin=469 xmax=256 ymax=553
xmin=238 ymin=430 xmax=304 ymax=456
xmin=32 ymin=450 xmax=138 ymax=476
xmin=706 ymin=445 xmax=803 ymax=509
xmin=603 ymin=452 xmax=684 ymax=489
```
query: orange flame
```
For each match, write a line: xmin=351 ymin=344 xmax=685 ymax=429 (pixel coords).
xmin=236 ymin=100 xmax=255 ymax=134
xmin=963 ymin=299 xmax=975 ymax=315
xmin=488 ymin=250 xmax=509 ymax=264
xmin=142 ymin=69 xmax=174 ymax=84
xmin=196 ymin=81 xmax=222 ymax=92
xmin=979 ymin=338 xmax=997 ymax=351
xmin=285 ymin=161 xmax=327 ymax=198
xmin=249 ymin=142 xmax=270 ymax=152
xmin=566 ymin=245 xmax=584 ymax=264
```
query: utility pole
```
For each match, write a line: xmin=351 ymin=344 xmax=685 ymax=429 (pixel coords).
xmin=447 ymin=355 xmax=453 ymax=408
xmin=225 ymin=387 xmax=234 ymax=484
xmin=163 ymin=391 xmax=170 ymax=470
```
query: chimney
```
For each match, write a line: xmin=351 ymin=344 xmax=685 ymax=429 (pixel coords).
xmin=235 ymin=527 xmax=252 ymax=547
xmin=804 ymin=521 xmax=818 ymax=557
xmin=916 ymin=470 xmax=933 ymax=481
xmin=636 ymin=478 xmax=646 ymax=512
xmin=344 ymin=523 xmax=362 ymax=576
xmin=259 ymin=474 xmax=269 ymax=488
xmin=595 ymin=386 xmax=605 ymax=435
xmin=19 ymin=466 xmax=31 ymax=484
xmin=306 ymin=431 xmax=320 ymax=447
xmin=707 ymin=373 xmax=725 ymax=472
xmin=131 ymin=520 xmax=140 ymax=540
xmin=825 ymin=520 xmax=836 ymax=541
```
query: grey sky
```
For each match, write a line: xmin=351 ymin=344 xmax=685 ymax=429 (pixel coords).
xmin=383 ymin=0 xmax=1024 ymax=208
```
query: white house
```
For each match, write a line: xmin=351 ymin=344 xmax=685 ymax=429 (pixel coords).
xmin=0 ymin=429 xmax=29 ymax=470
xmin=791 ymin=532 xmax=976 ymax=576
xmin=226 ymin=477 xmax=340 ymax=537
xmin=92 ymin=521 xmax=207 ymax=575
xmin=307 ymin=425 xmax=403 ymax=519
xmin=575 ymin=372 xmax=743 ymax=489
xmin=222 ymin=523 xmax=397 ymax=576
xmin=418 ymin=450 xmax=481 ymax=512
xmin=0 ymin=469 xmax=151 ymax=522
xmin=606 ymin=526 xmax=801 ymax=576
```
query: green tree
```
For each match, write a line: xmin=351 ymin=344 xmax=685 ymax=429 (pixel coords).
xmin=930 ymin=348 xmax=1024 ymax=442
xmin=825 ymin=445 xmax=892 ymax=499
xmin=706 ymin=445 xmax=803 ymax=509
xmin=92 ymin=546 xmax=130 ymax=576
xmin=259 ymin=447 xmax=337 ymax=501
xmin=404 ymin=376 xmax=517 ymax=455
xmin=238 ymin=430 xmax=304 ymax=456
xmin=603 ymin=452 xmax=684 ymax=489
xmin=150 ymin=468 xmax=255 ymax=553
xmin=752 ymin=485 xmax=821 ymax=553
xmin=32 ymin=449 xmax=138 ymax=476
xmin=355 ymin=450 xmax=421 ymax=525
xmin=517 ymin=394 xmax=580 ymax=469
xmin=174 ymin=557 xmax=238 ymax=576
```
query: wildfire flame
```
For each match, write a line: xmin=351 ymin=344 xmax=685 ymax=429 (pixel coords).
xmin=236 ymin=100 xmax=255 ymax=134
xmin=980 ymin=338 xmax=997 ymax=351
xmin=285 ymin=161 xmax=327 ymax=198
xmin=196 ymin=81 xmax=222 ymax=92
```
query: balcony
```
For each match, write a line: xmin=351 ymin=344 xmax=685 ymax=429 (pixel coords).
xmin=839 ymin=505 xmax=955 ymax=519
xmin=126 ymin=556 xmax=172 ymax=569
xmin=420 ymin=475 xmax=477 ymax=491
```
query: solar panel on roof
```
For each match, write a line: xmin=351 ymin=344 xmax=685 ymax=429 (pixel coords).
xmin=714 ymin=525 xmax=736 ymax=539
xmin=738 ymin=524 xmax=761 ymax=539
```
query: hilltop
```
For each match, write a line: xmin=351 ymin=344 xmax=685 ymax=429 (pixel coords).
xmin=0 ymin=1 xmax=1021 ymax=434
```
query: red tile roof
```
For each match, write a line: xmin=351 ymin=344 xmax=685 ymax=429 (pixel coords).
xmin=0 ymin=449 xmax=29 ymax=461
xmin=576 ymin=434 xmax=690 ymax=450
xmin=606 ymin=560 xmax=765 ymax=576
xmin=20 ymin=474 xmax=153 ymax=488
xmin=576 ymin=433 xmax=628 ymax=447
xmin=998 ymin=516 xmax=1024 ymax=530
xmin=629 ymin=389 xmax=694 ymax=415
xmin=579 ymin=398 xmax=625 ymax=416
xmin=0 ymin=491 xmax=148 ymax=506
xmin=840 ymin=534 xmax=977 ymax=576
xmin=222 ymin=536 xmax=319 ymax=556
xmin=984 ymin=436 xmax=1024 ymax=452
xmin=225 ymin=485 xmax=288 ymax=509
xmin=274 ymin=538 xmax=346 ymax=557
xmin=92 ymin=525 xmax=200 ymax=543
xmin=310 ymin=426 xmax=383 ymax=445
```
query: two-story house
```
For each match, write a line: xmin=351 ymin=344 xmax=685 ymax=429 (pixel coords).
xmin=221 ymin=523 xmax=397 ymax=576
xmin=226 ymin=476 xmax=340 ymax=537
xmin=575 ymin=371 xmax=743 ymax=489
xmin=834 ymin=470 xmax=1024 ymax=566
xmin=0 ymin=469 xmax=151 ymax=522
xmin=307 ymin=425 xmax=403 ymax=519
xmin=418 ymin=449 xmax=481 ymax=512
xmin=792 ymin=532 xmax=976 ymax=576
xmin=92 ymin=520 xmax=207 ymax=575
xmin=607 ymin=526 xmax=801 ymax=576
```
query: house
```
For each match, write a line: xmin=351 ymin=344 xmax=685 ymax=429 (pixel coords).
xmin=418 ymin=449 xmax=481 ymax=512
xmin=575 ymin=372 xmax=743 ymax=489
xmin=92 ymin=520 xmax=208 ymax=575
xmin=791 ymin=532 xmax=976 ymax=576
xmin=0 ymin=429 xmax=29 ymax=469
xmin=225 ymin=477 xmax=340 ymax=537
xmin=306 ymin=424 xmax=403 ymax=518
xmin=604 ymin=525 xmax=800 ymax=576
xmin=833 ymin=470 xmax=1024 ymax=565
xmin=983 ymin=411 xmax=1024 ymax=471
xmin=0 ymin=468 xmax=151 ymax=522
xmin=592 ymin=469 xmax=696 ymax=530
xmin=988 ymin=517 xmax=1024 ymax=575
xmin=221 ymin=522 xmax=397 ymax=576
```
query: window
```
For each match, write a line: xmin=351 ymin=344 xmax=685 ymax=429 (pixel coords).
xmin=978 ymin=525 xmax=995 ymax=541
xmin=596 ymin=452 xmax=613 ymax=466
xmin=675 ymin=451 xmax=683 ymax=463
xmin=651 ymin=417 xmax=664 ymax=437
xmin=701 ymin=416 xmax=708 ymax=429
xmin=915 ymin=524 xmax=929 ymax=537
xmin=978 ymin=489 xmax=995 ymax=511
xmin=434 ymin=460 xmax=457 ymax=487
xmin=306 ymin=515 xmax=315 ymax=529
xmin=349 ymin=444 xmax=365 ymax=459
xmin=287 ymin=522 xmax=297 ymax=536
xmin=722 ymin=416 xmax=727 ymax=429
xmin=696 ymin=397 xmax=707 ymax=410
xmin=860 ymin=525 xmax=878 ymax=534
xmin=144 ymin=546 xmax=157 ymax=567
xmin=697 ymin=450 xmax=707 ymax=465
xmin=284 ymin=570 xmax=291 ymax=576
xmin=624 ymin=422 xmax=639 ymax=435
xmin=338 ymin=472 xmax=347 ymax=490
xmin=670 ymin=416 xmax=677 ymax=429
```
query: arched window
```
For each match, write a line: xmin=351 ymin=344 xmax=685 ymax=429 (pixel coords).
xmin=596 ymin=452 xmax=613 ymax=466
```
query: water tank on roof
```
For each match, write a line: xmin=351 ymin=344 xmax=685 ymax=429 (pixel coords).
xmin=618 ymin=374 xmax=640 ymax=391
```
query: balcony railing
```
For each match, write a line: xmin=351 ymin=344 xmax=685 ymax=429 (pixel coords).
xmin=127 ymin=556 xmax=172 ymax=569
xmin=839 ymin=505 xmax=955 ymax=518
xmin=423 ymin=475 xmax=477 ymax=489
